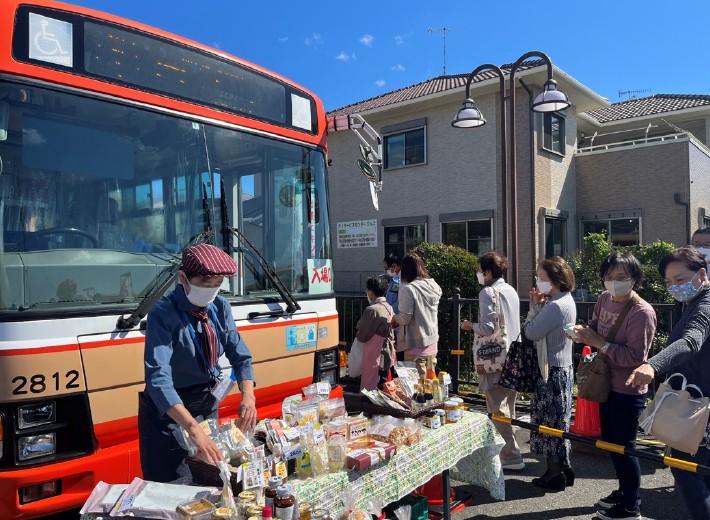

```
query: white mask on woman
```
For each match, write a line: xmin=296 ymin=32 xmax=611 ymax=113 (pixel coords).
xmin=185 ymin=281 xmax=221 ymax=308
xmin=536 ymin=278 xmax=553 ymax=295
xmin=604 ymin=279 xmax=634 ymax=298
xmin=476 ymin=271 xmax=486 ymax=285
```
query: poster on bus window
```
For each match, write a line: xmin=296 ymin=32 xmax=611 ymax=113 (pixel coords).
xmin=307 ymin=259 xmax=333 ymax=295
xmin=337 ymin=220 xmax=377 ymax=248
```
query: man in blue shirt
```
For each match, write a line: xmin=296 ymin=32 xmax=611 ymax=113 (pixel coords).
xmin=139 ymin=243 xmax=256 ymax=482
xmin=382 ymin=253 xmax=401 ymax=315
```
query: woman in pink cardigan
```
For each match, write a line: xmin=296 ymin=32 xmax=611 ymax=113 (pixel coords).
xmin=356 ymin=276 xmax=395 ymax=391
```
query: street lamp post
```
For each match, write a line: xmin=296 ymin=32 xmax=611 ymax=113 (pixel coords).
xmin=452 ymin=51 xmax=570 ymax=291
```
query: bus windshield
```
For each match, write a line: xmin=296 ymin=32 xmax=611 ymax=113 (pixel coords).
xmin=0 ymin=81 xmax=331 ymax=315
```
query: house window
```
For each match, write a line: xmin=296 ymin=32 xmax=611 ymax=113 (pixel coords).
xmin=441 ymin=220 xmax=493 ymax=257
xmin=384 ymin=127 xmax=425 ymax=169
xmin=542 ymin=113 xmax=565 ymax=155
xmin=384 ymin=224 xmax=426 ymax=259
xmin=545 ymin=218 xmax=567 ymax=258
xmin=582 ymin=218 xmax=640 ymax=247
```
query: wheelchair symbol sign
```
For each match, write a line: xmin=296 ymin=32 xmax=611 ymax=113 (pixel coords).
xmin=29 ymin=13 xmax=73 ymax=67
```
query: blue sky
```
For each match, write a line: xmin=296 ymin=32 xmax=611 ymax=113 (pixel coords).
xmin=72 ymin=0 xmax=710 ymax=112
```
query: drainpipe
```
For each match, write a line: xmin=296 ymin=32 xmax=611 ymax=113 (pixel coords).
xmin=519 ymin=78 xmax=536 ymax=287
xmin=674 ymin=192 xmax=690 ymax=244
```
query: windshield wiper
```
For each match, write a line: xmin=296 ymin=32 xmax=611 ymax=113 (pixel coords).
xmin=115 ymin=231 xmax=214 ymax=330
xmin=221 ymin=179 xmax=300 ymax=315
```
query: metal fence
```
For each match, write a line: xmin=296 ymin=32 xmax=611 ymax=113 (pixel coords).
xmin=336 ymin=291 xmax=677 ymax=395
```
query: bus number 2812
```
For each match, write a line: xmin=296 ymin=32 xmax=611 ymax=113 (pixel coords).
xmin=12 ymin=371 xmax=81 ymax=395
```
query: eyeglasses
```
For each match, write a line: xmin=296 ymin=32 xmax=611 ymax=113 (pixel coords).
xmin=602 ymin=277 xmax=632 ymax=283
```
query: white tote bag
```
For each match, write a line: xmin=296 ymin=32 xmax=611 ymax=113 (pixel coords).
xmin=347 ymin=338 xmax=364 ymax=378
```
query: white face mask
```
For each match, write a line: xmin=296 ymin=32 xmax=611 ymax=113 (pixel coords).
xmin=476 ymin=271 xmax=486 ymax=285
xmin=536 ymin=278 xmax=553 ymax=295
xmin=365 ymin=291 xmax=375 ymax=304
xmin=604 ymin=279 xmax=634 ymax=298
xmin=697 ymin=247 xmax=710 ymax=264
xmin=386 ymin=269 xmax=395 ymax=278
xmin=185 ymin=280 xmax=221 ymax=308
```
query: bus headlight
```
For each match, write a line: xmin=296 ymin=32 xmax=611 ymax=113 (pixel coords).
xmin=18 ymin=433 xmax=56 ymax=461
xmin=18 ymin=402 xmax=55 ymax=429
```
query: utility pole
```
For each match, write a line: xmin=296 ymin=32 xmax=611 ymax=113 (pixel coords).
xmin=427 ymin=27 xmax=462 ymax=75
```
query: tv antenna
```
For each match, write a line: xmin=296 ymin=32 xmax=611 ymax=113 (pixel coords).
xmin=427 ymin=27 xmax=462 ymax=76
xmin=618 ymin=88 xmax=651 ymax=101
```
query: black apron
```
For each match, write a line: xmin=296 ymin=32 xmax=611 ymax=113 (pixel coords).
xmin=138 ymin=384 xmax=218 ymax=482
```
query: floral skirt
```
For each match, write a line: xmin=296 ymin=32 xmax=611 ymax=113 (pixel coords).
xmin=529 ymin=365 xmax=573 ymax=464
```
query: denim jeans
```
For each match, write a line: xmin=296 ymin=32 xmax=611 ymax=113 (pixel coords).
xmin=599 ymin=390 xmax=647 ymax=510
xmin=671 ymin=446 xmax=710 ymax=520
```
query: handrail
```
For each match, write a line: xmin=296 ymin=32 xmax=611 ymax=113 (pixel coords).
xmin=577 ymin=132 xmax=689 ymax=154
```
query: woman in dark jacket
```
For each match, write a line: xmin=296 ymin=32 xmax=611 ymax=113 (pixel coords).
xmin=627 ymin=247 xmax=710 ymax=520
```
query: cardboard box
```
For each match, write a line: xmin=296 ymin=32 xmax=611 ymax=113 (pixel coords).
xmin=346 ymin=440 xmax=397 ymax=471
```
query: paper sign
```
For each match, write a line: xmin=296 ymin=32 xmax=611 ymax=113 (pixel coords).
xmin=317 ymin=382 xmax=331 ymax=395
xmin=242 ymin=460 xmax=265 ymax=489
xmin=443 ymin=374 xmax=452 ymax=385
xmin=29 ymin=13 xmax=73 ymax=67
xmin=298 ymin=423 xmax=314 ymax=436
xmin=313 ymin=427 xmax=326 ymax=444
xmin=283 ymin=428 xmax=300 ymax=442
xmin=291 ymin=94 xmax=312 ymax=130
xmin=283 ymin=443 xmax=303 ymax=461
xmin=307 ymin=259 xmax=333 ymax=295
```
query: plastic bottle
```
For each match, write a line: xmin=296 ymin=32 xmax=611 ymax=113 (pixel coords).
xmin=263 ymin=507 xmax=274 ymax=520
xmin=424 ymin=383 xmax=434 ymax=407
xmin=416 ymin=385 xmax=426 ymax=410
xmin=264 ymin=477 xmax=283 ymax=510
xmin=426 ymin=356 xmax=437 ymax=380
xmin=273 ymin=486 xmax=295 ymax=520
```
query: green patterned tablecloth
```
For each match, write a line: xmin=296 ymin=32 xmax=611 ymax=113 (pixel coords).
xmin=291 ymin=411 xmax=505 ymax=513
xmin=82 ymin=411 xmax=504 ymax=519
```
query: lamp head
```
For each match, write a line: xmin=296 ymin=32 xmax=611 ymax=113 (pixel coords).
xmin=532 ymin=79 xmax=571 ymax=113
xmin=451 ymin=98 xmax=486 ymax=128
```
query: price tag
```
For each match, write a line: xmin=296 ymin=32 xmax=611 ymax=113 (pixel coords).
xmin=117 ymin=494 xmax=136 ymax=513
xmin=299 ymin=423 xmax=315 ymax=436
xmin=317 ymin=382 xmax=331 ymax=395
xmin=283 ymin=443 xmax=303 ymax=461
xmin=313 ymin=427 xmax=326 ymax=444
xmin=284 ymin=428 xmax=300 ymax=442
xmin=443 ymin=374 xmax=452 ymax=385
xmin=348 ymin=448 xmax=365 ymax=458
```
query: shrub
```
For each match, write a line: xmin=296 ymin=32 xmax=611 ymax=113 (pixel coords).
xmin=408 ymin=242 xmax=480 ymax=298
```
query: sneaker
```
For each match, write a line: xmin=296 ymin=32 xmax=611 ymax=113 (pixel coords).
xmin=502 ymin=461 xmax=525 ymax=470
xmin=596 ymin=503 xmax=641 ymax=520
xmin=597 ymin=490 xmax=624 ymax=509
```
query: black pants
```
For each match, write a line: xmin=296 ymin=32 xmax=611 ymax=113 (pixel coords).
xmin=138 ymin=384 xmax=218 ymax=482
xmin=599 ymin=390 xmax=647 ymax=510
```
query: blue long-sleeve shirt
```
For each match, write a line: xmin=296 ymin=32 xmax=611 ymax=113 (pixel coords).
xmin=144 ymin=284 xmax=255 ymax=416
xmin=385 ymin=275 xmax=400 ymax=315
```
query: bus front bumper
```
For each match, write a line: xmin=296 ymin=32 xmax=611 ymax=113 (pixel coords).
xmin=0 ymin=439 xmax=140 ymax=520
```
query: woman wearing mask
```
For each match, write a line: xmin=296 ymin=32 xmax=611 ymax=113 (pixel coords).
xmin=627 ymin=247 xmax=710 ymax=520
xmin=393 ymin=254 xmax=442 ymax=377
xmin=461 ymin=252 xmax=524 ymax=470
xmin=574 ymin=252 xmax=656 ymax=520
xmin=524 ymin=257 xmax=576 ymax=491
xmin=692 ymin=227 xmax=710 ymax=266
xmin=356 ymin=276 xmax=395 ymax=391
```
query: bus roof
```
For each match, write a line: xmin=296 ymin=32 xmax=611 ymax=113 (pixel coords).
xmin=0 ymin=0 xmax=327 ymax=148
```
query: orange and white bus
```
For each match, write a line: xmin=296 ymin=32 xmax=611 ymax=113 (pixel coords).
xmin=0 ymin=2 xmax=341 ymax=517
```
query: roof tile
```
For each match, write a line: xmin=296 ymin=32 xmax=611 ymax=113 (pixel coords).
xmin=585 ymin=94 xmax=710 ymax=123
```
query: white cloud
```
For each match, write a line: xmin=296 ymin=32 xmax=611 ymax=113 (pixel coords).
xmin=359 ymin=34 xmax=374 ymax=47
xmin=394 ymin=35 xmax=404 ymax=45
xmin=352 ymin=52 xmax=357 ymax=60
xmin=305 ymin=33 xmax=323 ymax=47
xmin=278 ymin=37 xmax=289 ymax=43
xmin=335 ymin=52 xmax=350 ymax=61
xmin=391 ymin=64 xmax=405 ymax=71
xmin=375 ymin=79 xmax=386 ymax=87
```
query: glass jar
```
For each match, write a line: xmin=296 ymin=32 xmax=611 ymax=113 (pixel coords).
xmin=444 ymin=400 xmax=461 ymax=424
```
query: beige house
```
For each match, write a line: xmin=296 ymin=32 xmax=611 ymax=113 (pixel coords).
xmin=326 ymin=60 xmax=710 ymax=294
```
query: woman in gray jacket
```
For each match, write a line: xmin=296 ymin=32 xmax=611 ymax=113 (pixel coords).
xmin=393 ymin=254 xmax=442 ymax=377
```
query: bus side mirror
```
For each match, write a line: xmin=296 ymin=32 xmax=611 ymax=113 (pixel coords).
xmin=0 ymin=101 xmax=8 ymax=141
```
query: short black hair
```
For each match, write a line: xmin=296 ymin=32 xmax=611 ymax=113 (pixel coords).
xmin=600 ymin=251 xmax=643 ymax=288
xmin=692 ymin=227 xmax=710 ymax=238
xmin=659 ymin=247 xmax=708 ymax=278
xmin=366 ymin=275 xmax=389 ymax=297
xmin=383 ymin=253 xmax=400 ymax=267
xmin=479 ymin=252 xmax=508 ymax=280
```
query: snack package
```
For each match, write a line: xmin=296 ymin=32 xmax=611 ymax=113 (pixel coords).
xmin=393 ymin=505 xmax=412 ymax=520
xmin=346 ymin=440 xmax=397 ymax=471
xmin=343 ymin=416 xmax=368 ymax=441
xmin=310 ymin=425 xmax=329 ymax=476
xmin=327 ymin=433 xmax=347 ymax=473
xmin=302 ymin=383 xmax=318 ymax=400
xmin=319 ymin=397 xmax=347 ymax=423
xmin=335 ymin=485 xmax=368 ymax=520
xmin=80 ymin=482 xmax=129 ymax=515
xmin=361 ymin=389 xmax=388 ymax=407
xmin=368 ymin=416 xmax=422 ymax=446
xmin=383 ymin=379 xmax=412 ymax=408
xmin=322 ymin=421 xmax=348 ymax=440
xmin=296 ymin=400 xmax=320 ymax=426
xmin=378 ymin=391 xmax=409 ymax=411
xmin=282 ymin=394 xmax=304 ymax=427
xmin=111 ymin=478 xmax=220 ymax=519
xmin=218 ymin=461 xmax=236 ymax=510
xmin=366 ymin=498 xmax=385 ymax=520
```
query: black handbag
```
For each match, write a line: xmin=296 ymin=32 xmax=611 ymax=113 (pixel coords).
xmin=498 ymin=334 xmax=539 ymax=393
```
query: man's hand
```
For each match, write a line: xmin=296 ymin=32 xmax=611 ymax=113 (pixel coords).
xmin=574 ymin=326 xmax=606 ymax=349
xmin=626 ymin=363 xmax=655 ymax=388
xmin=391 ymin=317 xmax=399 ymax=329
xmin=461 ymin=320 xmax=474 ymax=331
xmin=188 ymin=423 xmax=224 ymax=465
xmin=237 ymin=380 xmax=257 ymax=432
